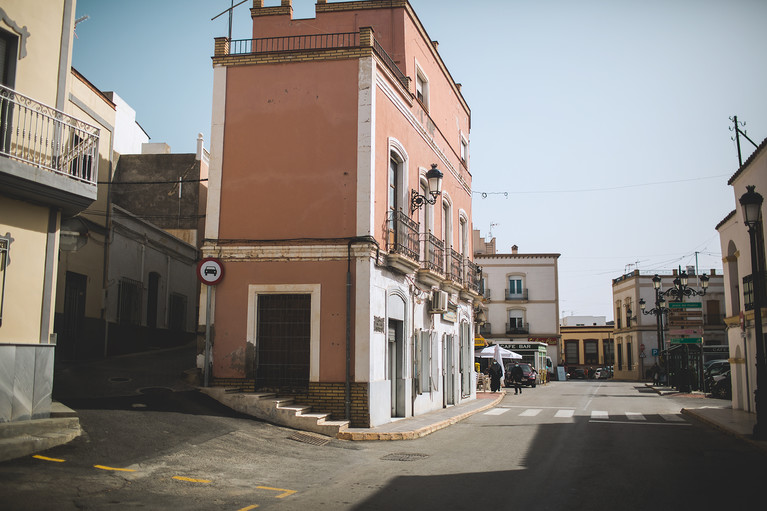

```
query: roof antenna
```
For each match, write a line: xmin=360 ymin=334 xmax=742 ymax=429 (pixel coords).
xmin=73 ymin=15 xmax=88 ymax=38
xmin=211 ymin=0 xmax=249 ymax=40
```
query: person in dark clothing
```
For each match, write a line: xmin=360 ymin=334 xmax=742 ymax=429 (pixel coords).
xmin=510 ymin=363 xmax=524 ymax=394
xmin=489 ymin=361 xmax=503 ymax=392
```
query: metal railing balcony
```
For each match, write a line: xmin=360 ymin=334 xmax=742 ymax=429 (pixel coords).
xmin=447 ymin=248 xmax=463 ymax=283
xmin=230 ymin=31 xmax=359 ymax=55
xmin=422 ymin=233 xmax=444 ymax=274
xmin=226 ymin=30 xmax=410 ymax=91
xmin=0 ymin=84 xmax=99 ymax=185
xmin=465 ymin=259 xmax=482 ymax=294
xmin=479 ymin=323 xmax=492 ymax=336
xmin=506 ymin=322 xmax=530 ymax=335
xmin=386 ymin=210 xmax=420 ymax=261
xmin=505 ymin=288 xmax=529 ymax=301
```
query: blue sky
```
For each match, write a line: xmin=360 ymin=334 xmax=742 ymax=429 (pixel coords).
xmin=72 ymin=0 xmax=767 ymax=319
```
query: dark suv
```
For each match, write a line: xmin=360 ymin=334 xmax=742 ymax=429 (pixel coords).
xmin=504 ymin=362 xmax=537 ymax=388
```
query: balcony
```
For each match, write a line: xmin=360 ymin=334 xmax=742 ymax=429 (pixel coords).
xmin=461 ymin=259 xmax=482 ymax=300
xmin=441 ymin=248 xmax=463 ymax=294
xmin=218 ymin=28 xmax=410 ymax=91
xmin=0 ymin=84 xmax=98 ymax=214
xmin=385 ymin=210 xmax=420 ymax=274
xmin=416 ymin=233 xmax=444 ymax=287
xmin=505 ymin=288 xmax=529 ymax=301
xmin=506 ymin=322 xmax=530 ymax=335
xmin=479 ymin=323 xmax=492 ymax=337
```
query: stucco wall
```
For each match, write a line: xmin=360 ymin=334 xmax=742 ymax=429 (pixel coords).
xmin=219 ymin=59 xmax=360 ymax=240
xmin=1 ymin=0 xmax=68 ymax=106
xmin=0 ymin=197 xmax=49 ymax=343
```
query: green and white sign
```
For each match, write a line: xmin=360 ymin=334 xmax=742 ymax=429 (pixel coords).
xmin=668 ymin=302 xmax=702 ymax=309
xmin=669 ymin=337 xmax=702 ymax=344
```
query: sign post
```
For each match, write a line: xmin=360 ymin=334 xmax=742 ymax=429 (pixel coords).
xmin=197 ymin=258 xmax=224 ymax=387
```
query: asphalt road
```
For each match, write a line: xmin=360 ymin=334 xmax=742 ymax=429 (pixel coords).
xmin=1 ymin=347 xmax=764 ymax=510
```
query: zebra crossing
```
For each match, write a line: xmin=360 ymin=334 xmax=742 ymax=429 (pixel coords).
xmin=483 ymin=407 xmax=689 ymax=425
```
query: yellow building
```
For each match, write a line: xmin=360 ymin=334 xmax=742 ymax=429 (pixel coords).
xmin=0 ymin=1 xmax=98 ymax=422
xmin=559 ymin=323 xmax=614 ymax=377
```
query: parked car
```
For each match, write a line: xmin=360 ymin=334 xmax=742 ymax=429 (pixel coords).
xmin=504 ymin=362 xmax=538 ymax=388
xmin=568 ymin=368 xmax=586 ymax=380
xmin=704 ymin=361 xmax=730 ymax=392
xmin=595 ymin=367 xmax=610 ymax=379
xmin=709 ymin=370 xmax=731 ymax=399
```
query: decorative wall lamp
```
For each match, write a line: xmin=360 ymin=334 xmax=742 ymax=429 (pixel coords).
xmin=411 ymin=164 xmax=443 ymax=213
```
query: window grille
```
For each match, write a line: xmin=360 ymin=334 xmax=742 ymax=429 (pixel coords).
xmin=117 ymin=277 xmax=142 ymax=325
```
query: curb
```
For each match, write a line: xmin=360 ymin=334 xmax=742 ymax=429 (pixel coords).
xmin=337 ymin=393 xmax=505 ymax=441
xmin=681 ymin=408 xmax=767 ymax=456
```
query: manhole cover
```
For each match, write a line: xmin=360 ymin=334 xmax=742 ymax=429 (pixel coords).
xmin=138 ymin=387 xmax=173 ymax=395
xmin=109 ymin=377 xmax=131 ymax=383
xmin=288 ymin=431 xmax=330 ymax=446
xmin=381 ymin=453 xmax=429 ymax=462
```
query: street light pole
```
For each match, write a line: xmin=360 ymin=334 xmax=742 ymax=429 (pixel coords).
xmin=739 ymin=185 xmax=766 ymax=440
xmin=640 ymin=274 xmax=669 ymax=386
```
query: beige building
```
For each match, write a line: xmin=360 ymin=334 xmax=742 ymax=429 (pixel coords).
xmin=0 ymin=1 xmax=99 ymax=422
xmin=473 ymin=230 xmax=560 ymax=376
xmin=716 ymin=136 xmax=767 ymax=414
xmin=611 ymin=269 xmax=725 ymax=385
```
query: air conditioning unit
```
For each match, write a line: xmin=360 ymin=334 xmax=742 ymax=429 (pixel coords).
xmin=430 ymin=290 xmax=449 ymax=313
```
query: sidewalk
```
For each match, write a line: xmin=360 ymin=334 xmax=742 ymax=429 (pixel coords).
xmin=337 ymin=391 xmax=505 ymax=440
xmin=646 ymin=383 xmax=767 ymax=455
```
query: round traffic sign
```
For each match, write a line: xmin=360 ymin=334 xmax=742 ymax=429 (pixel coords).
xmin=197 ymin=257 xmax=224 ymax=285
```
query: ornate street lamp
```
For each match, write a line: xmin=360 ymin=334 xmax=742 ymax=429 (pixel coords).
xmin=739 ymin=185 xmax=766 ymax=440
xmin=411 ymin=164 xmax=443 ymax=212
xmin=640 ymin=285 xmax=670 ymax=386
xmin=662 ymin=271 xmax=709 ymax=301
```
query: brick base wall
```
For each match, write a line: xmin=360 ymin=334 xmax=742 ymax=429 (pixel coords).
xmin=294 ymin=382 xmax=370 ymax=428
xmin=209 ymin=379 xmax=371 ymax=428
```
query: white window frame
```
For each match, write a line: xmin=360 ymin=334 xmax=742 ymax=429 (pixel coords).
xmin=414 ymin=62 xmax=430 ymax=111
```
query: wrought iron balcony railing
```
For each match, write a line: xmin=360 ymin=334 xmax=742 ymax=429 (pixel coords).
xmin=505 ymin=288 xmax=529 ymax=301
xmin=0 ymin=84 xmax=99 ymax=185
xmin=423 ymin=232 xmax=444 ymax=274
xmin=386 ymin=210 xmax=419 ymax=261
xmin=226 ymin=30 xmax=410 ymax=91
xmin=465 ymin=259 xmax=482 ymax=294
xmin=479 ymin=323 xmax=492 ymax=336
xmin=506 ymin=322 xmax=530 ymax=335
xmin=447 ymin=248 xmax=463 ymax=283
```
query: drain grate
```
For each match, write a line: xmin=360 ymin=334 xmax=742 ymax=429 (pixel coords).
xmin=288 ymin=431 xmax=331 ymax=446
xmin=381 ymin=453 xmax=429 ymax=462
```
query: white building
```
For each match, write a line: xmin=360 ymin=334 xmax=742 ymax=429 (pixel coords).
xmin=716 ymin=137 xmax=767 ymax=414
xmin=473 ymin=231 xmax=560 ymax=375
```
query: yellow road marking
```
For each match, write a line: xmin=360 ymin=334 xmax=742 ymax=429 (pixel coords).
xmin=256 ymin=486 xmax=297 ymax=498
xmin=94 ymin=465 xmax=136 ymax=472
xmin=237 ymin=505 xmax=259 ymax=511
xmin=32 ymin=455 xmax=65 ymax=463
xmin=172 ymin=476 xmax=211 ymax=484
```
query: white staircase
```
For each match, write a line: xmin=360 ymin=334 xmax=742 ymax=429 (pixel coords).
xmin=199 ymin=387 xmax=349 ymax=438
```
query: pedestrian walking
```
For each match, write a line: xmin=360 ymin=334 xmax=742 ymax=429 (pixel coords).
xmin=489 ymin=361 xmax=503 ymax=392
xmin=510 ymin=362 xmax=524 ymax=395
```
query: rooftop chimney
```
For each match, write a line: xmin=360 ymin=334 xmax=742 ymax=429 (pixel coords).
xmin=511 ymin=245 xmax=518 ymax=254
